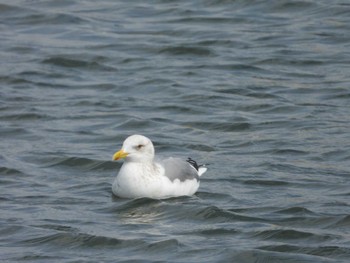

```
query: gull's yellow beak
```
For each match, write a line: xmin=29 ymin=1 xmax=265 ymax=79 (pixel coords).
xmin=112 ymin=149 xmax=128 ymax=161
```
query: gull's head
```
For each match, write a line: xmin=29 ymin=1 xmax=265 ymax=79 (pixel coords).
xmin=112 ymin=134 xmax=154 ymax=162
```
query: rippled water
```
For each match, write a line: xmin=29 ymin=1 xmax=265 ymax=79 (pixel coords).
xmin=1 ymin=0 xmax=350 ymax=262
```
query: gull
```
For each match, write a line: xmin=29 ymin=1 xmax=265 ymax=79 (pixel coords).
xmin=112 ymin=134 xmax=207 ymax=199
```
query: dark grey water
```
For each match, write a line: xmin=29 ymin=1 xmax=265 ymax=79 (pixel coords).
xmin=1 ymin=0 xmax=350 ymax=262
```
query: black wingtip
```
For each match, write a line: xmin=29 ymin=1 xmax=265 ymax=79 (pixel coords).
xmin=186 ymin=157 xmax=199 ymax=171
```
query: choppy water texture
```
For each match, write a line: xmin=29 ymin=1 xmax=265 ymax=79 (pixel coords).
xmin=1 ymin=0 xmax=350 ymax=262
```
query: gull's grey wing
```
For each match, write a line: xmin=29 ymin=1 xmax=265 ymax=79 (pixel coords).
xmin=160 ymin=157 xmax=199 ymax=182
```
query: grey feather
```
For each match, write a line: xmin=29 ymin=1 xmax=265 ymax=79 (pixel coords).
xmin=160 ymin=157 xmax=199 ymax=182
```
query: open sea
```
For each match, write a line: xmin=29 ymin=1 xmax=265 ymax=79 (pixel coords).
xmin=1 ymin=0 xmax=350 ymax=262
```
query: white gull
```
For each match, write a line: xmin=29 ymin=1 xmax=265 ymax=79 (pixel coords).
xmin=112 ymin=134 xmax=207 ymax=199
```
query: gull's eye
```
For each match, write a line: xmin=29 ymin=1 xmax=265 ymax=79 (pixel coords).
xmin=136 ymin=144 xmax=144 ymax=150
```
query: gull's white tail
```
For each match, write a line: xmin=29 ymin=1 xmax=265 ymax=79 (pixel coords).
xmin=198 ymin=166 xmax=207 ymax=176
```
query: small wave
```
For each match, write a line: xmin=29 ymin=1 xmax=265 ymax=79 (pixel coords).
xmin=331 ymin=215 xmax=350 ymax=228
xmin=111 ymin=198 xmax=162 ymax=213
xmin=194 ymin=205 xmax=266 ymax=223
xmin=253 ymin=229 xmax=331 ymax=242
xmin=244 ymin=180 xmax=289 ymax=186
xmin=113 ymin=118 xmax=153 ymax=130
xmin=182 ymin=121 xmax=251 ymax=132
xmin=108 ymin=198 xmax=165 ymax=223
xmin=12 ymin=11 xmax=86 ymax=26
xmin=233 ymin=248 xmax=334 ymax=263
xmin=42 ymin=156 xmax=117 ymax=171
xmin=196 ymin=227 xmax=240 ymax=237
xmin=159 ymin=46 xmax=214 ymax=56
xmin=0 ymin=166 xmax=24 ymax=176
xmin=274 ymin=206 xmax=316 ymax=216
xmin=22 ymin=231 xmax=146 ymax=249
xmin=146 ymin=238 xmax=182 ymax=252
xmin=0 ymin=3 xmax=36 ymax=21
xmin=271 ymin=1 xmax=318 ymax=13
xmin=271 ymin=149 xmax=309 ymax=156
xmin=42 ymin=56 xmax=115 ymax=71
xmin=258 ymin=244 xmax=350 ymax=262
xmin=0 ymin=112 xmax=49 ymax=121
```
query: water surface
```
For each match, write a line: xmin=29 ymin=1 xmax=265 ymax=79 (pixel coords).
xmin=1 ymin=0 xmax=350 ymax=262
